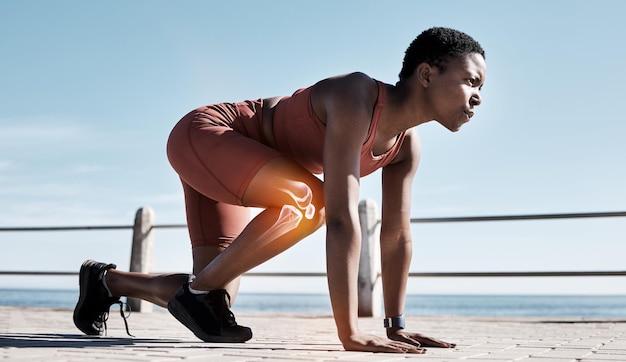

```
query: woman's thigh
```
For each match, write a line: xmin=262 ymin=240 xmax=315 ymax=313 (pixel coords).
xmin=167 ymin=115 xmax=281 ymax=206
xmin=167 ymin=111 xmax=279 ymax=249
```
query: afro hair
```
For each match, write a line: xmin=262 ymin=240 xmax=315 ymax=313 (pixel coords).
xmin=399 ymin=27 xmax=485 ymax=80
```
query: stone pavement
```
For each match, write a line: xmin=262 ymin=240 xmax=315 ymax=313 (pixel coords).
xmin=1 ymin=306 xmax=625 ymax=361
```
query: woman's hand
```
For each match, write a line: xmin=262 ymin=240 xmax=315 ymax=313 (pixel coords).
xmin=341 ymin=331 xmax=426 ymax=353
xmin=387 ymin=328 xmax=456 ymax=348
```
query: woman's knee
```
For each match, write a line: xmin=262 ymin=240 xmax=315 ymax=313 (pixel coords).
xmin=286 ymin=178 xmax=325 ymax=229
xmin=244 ymin=157 xmax=323 ymax=205
xmin=256 ymin=180 xmax=325 ymax=236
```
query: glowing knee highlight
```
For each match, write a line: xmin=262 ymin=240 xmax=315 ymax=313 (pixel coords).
xmin=280 ymin=183 xmax=315 ymax=220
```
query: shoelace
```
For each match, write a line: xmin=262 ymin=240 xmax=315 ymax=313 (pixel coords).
xmin=221 ymin=291 xmax=237 ymax=326
xmin=96 ymin=301 xmax=134 ymax=337
xmin=201 ymin=289 xmax=238 ymax=327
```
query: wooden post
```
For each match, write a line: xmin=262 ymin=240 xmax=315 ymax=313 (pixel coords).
xmin=358 ymin=199 xmax=382 ymax=317
xmin=128 ymin=207 xmax=155 ymax=313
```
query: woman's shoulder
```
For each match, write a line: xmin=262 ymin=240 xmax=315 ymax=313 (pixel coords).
xmin=313 ymin=72 xmax=378 ymax=94
xmin=310 ymin=72 xmax=380 ymax=121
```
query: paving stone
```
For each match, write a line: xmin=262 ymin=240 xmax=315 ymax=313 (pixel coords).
xmin=579 ymin=352 xmax=626 ymax=360
xmin=528 ymin=348 xmax=593 ymax=358
xmin=1 ymin=307 xmax=625 ymax=361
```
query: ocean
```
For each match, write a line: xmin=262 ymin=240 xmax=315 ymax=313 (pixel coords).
xmin=1 ymin=288 xmax=625 ymax=318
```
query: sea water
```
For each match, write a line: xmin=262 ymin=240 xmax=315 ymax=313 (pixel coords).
xmin=1 ymin=288 xmax=625 ymax=318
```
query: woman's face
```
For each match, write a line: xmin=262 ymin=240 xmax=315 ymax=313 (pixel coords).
xmin=426 ymin=53 xmax=487 ymax=132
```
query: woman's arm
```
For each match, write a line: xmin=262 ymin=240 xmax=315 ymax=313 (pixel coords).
xmin=316 ymin=74 xmax=422 ymax=353
xmin=319 ymin=74 xmax=374 ymax=342
xmin=380 ymin=129 xmax=456 ymax=349
xmin=380 ymin=128 xmax=421 ymax=322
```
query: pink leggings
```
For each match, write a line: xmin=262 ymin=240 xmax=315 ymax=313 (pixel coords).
xmin=166 ymin=102 xmax=281 ymax=249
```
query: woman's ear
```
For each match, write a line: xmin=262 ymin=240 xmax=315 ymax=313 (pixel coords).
xmin=416 ymin=63 xmax=433 ymax=88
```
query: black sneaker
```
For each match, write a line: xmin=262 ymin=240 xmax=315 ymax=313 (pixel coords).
xmin=167 ymin=283 xmax=252 ymax=343
xmin=73 ymin=260 xmax=130 ymax=336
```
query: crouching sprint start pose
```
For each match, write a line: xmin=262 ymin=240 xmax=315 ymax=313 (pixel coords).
xmin=73 ymin=27 xmax=486 ymax=354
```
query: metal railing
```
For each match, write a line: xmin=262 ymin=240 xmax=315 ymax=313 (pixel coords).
xmin=1 ymin=202 xmax=624 ymax=315
xmin=404 ymin=210 xmax=626 ymax=278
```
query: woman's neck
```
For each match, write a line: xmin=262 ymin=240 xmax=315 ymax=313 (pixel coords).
xmin=381 ymin=81 xmax=432 ymax=135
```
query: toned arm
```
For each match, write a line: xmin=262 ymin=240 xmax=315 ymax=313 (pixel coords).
xmin=315 ymin=74 xmax=423 ymax=353
xmin=318 ymin=74 xmax=375 ymax=341
xmin=379 ymin=129 xmax=457 ymax=349
xmin=380 ymin=128 xmax=421 ymax=320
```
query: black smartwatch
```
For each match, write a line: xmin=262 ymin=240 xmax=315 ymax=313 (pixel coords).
xmin=383 ymin=315 xmax=405 ymax=329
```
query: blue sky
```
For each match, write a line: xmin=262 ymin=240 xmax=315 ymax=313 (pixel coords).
xmin=1 ymin=0 xmax=625 ymax=295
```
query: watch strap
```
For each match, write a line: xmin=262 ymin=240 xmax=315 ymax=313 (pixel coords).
xmin=383 ymin=315 xmax=405 ymax=329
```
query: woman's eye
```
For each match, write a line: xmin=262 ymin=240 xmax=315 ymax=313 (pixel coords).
xmin=468 ymin=78 xmax=480 ymax=87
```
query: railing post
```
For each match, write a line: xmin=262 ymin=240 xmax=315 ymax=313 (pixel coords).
xmin=128 ymin=207 xmax=155 ymax=313
xmin=358 ymin=199 xmax=382 ymax=317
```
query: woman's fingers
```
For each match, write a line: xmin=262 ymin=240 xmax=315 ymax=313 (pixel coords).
xmin=343 ymin=333 xmax=426 ymax=354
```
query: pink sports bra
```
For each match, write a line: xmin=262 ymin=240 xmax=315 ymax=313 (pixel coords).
xmin=271 ymin=80 xmax=406 ymax=176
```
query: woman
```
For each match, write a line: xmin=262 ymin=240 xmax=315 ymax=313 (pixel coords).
xmin=73 ymin=27 xmax=486 ymax=354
